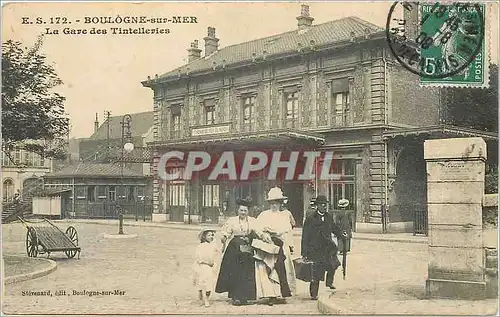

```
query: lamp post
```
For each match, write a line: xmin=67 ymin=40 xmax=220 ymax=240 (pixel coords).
xmin=121 ymin=114 xmax=134 ymax=176
xmin=119 ymin=114 xmax=134 ymax=234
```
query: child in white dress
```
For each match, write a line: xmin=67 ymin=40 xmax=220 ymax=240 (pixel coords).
xmin=192 ymin=228 xmax=219 ymax=307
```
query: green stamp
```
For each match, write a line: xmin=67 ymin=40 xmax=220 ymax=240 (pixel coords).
xmin=418 ymin=2 xmax=487 ymax=87
xmin=385 ymin=2 xmax=488 ymax=88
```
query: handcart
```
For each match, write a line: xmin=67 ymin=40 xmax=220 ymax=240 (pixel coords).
xmin=18 ymin=217 xmax=81 ymax=259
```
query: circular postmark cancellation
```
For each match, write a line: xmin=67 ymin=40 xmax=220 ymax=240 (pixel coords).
xmin=386 ymin=2 xmax=485 ymax=79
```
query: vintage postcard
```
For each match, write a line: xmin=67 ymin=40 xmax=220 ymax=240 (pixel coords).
xmin=1 ymin=1 xmax=498 ymax=315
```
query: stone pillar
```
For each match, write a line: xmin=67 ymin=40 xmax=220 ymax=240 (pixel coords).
xmin=151 ymin=149 xmax=168 ymax=223
xmin=424 ymin=137 xmax=487 ymax=299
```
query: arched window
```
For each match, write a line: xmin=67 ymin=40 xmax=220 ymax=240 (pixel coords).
xmin=23 ymin=177 xmax=42 ymax=196
xmin=3 ymin=179 xmax=14 ymax=202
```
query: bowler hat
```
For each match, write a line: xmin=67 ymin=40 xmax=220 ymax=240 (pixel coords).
xmin=314 ymin=195 xmax=329 ymax=205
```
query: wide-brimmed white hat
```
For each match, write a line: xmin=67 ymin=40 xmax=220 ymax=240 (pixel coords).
xmin=266 ymin=187 xmax=287 ymax=201
xmin=198 ymin=228 xmax=216 ymax=241
xmin=338 ymin=199 xmax=350 ymax=208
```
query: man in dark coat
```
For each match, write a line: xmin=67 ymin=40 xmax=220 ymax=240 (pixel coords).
xmin=301 ymin=195 xmax=346 ymax=300
xmin=334 ymin=199 xmax=353 ymax=254
xmin=325 ymin=199 xmax=353 ymax=289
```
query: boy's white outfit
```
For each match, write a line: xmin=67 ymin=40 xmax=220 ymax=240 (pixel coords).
xmin=192 ymin=241 xmax=219 ymax=292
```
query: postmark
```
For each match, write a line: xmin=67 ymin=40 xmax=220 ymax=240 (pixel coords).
xmin=386 ymin=2 xmax=489 ymax=88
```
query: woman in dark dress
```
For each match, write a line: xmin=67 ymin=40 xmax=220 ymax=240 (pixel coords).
xmin=215 ymin=198 xmax=261 ymax=305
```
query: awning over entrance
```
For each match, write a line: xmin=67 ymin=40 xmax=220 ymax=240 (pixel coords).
xmin=149 ymin=128 xmax=326 ymax=150
xmin=35 ymin=188 xmax=72 ymax=197
xmin=382 ymin=125 xmax=498 ymax=141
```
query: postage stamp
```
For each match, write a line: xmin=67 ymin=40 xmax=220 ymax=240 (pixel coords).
xmin=386 ymin=1 xmax=490 ymax=88
xmin=1 ymin=1 xmax=498 ymax=316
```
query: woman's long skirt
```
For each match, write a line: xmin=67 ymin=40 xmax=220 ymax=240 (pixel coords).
xmin=270 ymin=237 xmax=292 ymax=297
xmin=215 ymin=237 xmax=256 ymax=301
xmin=254 ymin=237 xmax=296 ymax=299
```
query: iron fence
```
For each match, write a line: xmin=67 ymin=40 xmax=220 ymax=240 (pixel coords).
xmin=381 ymin=204 xmax=388 ymax=233
xmin=69 ymin=201 xmax=153 ymax=221
xmin=413 ymin=208 xmax=428 ymax=236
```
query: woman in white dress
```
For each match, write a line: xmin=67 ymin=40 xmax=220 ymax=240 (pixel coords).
xmin=253 ymin=187 xmax=297 ymax=305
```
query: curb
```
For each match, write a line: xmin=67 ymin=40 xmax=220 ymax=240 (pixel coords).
xmin=317 ymin=296 xmax=343 ymax=315
xmin=53 ymin=219 xmax=427 ymax=244
xmin=352 ymin=235 xmax=427 ymax=244
xmin=317 ymin=296 xmax=499 ymax=315
xmin=103 ymin=233 xmax=138 ymax=239
xmin=4 ymin=257 xmax=57 ymax=285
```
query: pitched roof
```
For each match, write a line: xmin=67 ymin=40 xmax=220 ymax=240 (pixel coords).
xmin=44 ymin=162 xmax=145 ymax=178
xmin=89 ymin=111 xmax=153 ymax=140
xmin=149 ymin=16 xmax=384 ymax=83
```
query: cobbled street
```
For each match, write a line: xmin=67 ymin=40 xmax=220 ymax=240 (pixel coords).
xmin=2 ymin=222 xmax=428 ymax=315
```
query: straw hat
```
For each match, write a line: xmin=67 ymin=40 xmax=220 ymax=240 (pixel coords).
xmin=266 ymin=187 xmax=287 ymax=201
xmin=198 ymin=228 xmax=216 ymax=241
xmin=338 ymin=199 xmax=350 ymax=208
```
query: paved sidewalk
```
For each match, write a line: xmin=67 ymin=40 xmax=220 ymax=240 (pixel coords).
xmin=48 ymin=218 xmax=428 ymax=244
xmin=318 ymin=295 xmax=498 ymax=315
xmin=3 ymin=255 xmax=57 ymax=285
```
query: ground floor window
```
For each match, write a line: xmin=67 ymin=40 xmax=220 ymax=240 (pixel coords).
xmin=202 ymin=184 xmax=219 ymax=207
xmin=3 ymin=178 xmax=14 ymax=202
xmin=327 ymin=159 xmax=356 ymax=210
xmin=118 ymin=186 xmax=127 ymax=200
xmin=128 ymin=186 xmax=135 ymax=201
xmin=108 ymin=186 xmax=116 ymax=201
xmin=328 ymin=183 xmax=355 ymax=209
xmin=87 ymin=186 xmax=96 ymax=202
xmin=97 ymin=186 xmax=107 ymax=199
xmin=169 ymin=184 xmax=185 ymax=206
xmin=76 ymin=186 xmax=86 ymax=199
xmin=137 ymin=187 xmax=145 ymax=199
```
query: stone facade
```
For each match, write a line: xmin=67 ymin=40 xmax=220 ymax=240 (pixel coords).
xmin=424 ymin=138 xmax=491 ymax=299
xmin=144 ymin=18 xmax=443 ymax=226
xmin=483 ymin=193 xmax=498 ymax=299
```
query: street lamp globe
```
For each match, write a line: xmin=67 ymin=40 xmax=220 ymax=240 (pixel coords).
xmin=123 ymin=142 xmax=134 ymax=153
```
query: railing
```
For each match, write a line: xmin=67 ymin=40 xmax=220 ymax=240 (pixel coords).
xmin=381 ymin=204 xmax=388 ymax=233
xmin=69 ymin=200 xmax=153 ymax=221
xmin=413 ymin=208 xmax=428 ymax=236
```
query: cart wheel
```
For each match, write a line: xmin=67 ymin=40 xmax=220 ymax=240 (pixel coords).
xmin=64 ymin=226 xmax=79 ymax=258
xmin=26 ymin=227 xmax=39 ymax=258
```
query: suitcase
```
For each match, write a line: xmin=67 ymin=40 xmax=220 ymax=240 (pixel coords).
xmin=293 ymin=257 xmax=315 ymax=282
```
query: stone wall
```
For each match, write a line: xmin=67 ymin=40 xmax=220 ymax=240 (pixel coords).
xmin=424 ymin=138 xmax=487 ymax=299
xmin=485 ymin=248 xmax=497 ymax=298
xmin=483 ymin=193 xmax=498 ymax=299
xmin=387 ymin=62 xmax=441 ymax=127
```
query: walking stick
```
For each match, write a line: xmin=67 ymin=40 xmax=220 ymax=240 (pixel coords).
xmin=342 ymin=235 xmax=347 ymax=280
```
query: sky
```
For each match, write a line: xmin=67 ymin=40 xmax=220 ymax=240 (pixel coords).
xmin=2 ymin=1 xmax=499 ymax=138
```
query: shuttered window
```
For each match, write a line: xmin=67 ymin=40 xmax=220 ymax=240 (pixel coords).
xmin=331 ymin=78 xmax=350 ymax=127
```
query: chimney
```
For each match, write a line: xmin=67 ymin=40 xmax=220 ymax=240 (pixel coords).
xmin=296 ymin=4 xmax=314 ymax=30
xmin=187 ymin=40 xmax=202 ymax=62
xmin=204 ymin=27 xmax=219 ymax=57
xmin=94 ymin=113 xmax=99 ymax=133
